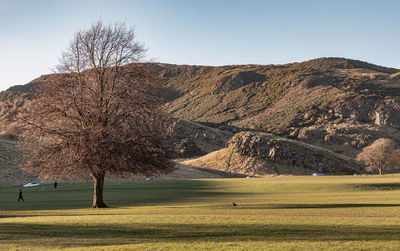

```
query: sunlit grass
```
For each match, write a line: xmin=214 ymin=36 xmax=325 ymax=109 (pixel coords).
xmin=1 ymin=175 xmax=400 ymax=250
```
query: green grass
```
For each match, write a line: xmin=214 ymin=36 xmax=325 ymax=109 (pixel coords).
xmin=2 ymin=175 xmax=400 ymax=250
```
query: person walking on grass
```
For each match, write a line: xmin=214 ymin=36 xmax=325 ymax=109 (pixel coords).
xmin=18 ymin=189 xmax=24 ymax=202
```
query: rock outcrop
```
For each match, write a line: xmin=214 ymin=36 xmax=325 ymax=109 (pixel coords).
xmin=167 ymin=119 xmax=232 ymax=157
xmin=227 ymin=131 xmax=363 ymax=174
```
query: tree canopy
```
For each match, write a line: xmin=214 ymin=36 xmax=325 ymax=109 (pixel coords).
xmin=356 ymin=138 xmax=398 ymax=175
xmin=19 ymin=21 xmax=174 ymax=208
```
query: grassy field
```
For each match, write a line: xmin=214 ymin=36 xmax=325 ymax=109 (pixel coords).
xmin=1 ymin=175 xmax=400 ymax=250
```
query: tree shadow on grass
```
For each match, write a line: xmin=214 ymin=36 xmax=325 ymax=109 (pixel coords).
xmin=353 ymin=183 xmax=400 ymax=191
xmin=0 ymin=222 xmax=400 ymax=248
xmin=272 ymin=203 xmax=400 ymax=209
xmin=233 ymin=203 xmax=400 ymax=210
xmin=0 ymin=180 xmax=248 ymax=211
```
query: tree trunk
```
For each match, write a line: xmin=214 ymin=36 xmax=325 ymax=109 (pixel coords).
xmin=378 ymin=168 xmax=382 ymax=176
xmin=92 ymin=172 xmax=108 ymax=208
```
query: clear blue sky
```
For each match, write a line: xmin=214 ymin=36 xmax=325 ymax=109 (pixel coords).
xmin=0 ymin=0 xmax=399 ymax=91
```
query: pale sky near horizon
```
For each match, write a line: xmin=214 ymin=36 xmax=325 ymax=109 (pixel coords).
xmin=0 ymin=0 xmax=399 ymax=91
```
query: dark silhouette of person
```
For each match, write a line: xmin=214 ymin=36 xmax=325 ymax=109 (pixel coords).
xmin=18 ymin=189 xmax=24 ymax=202
xmin=54 ymin=181 xmax=58 ymax=189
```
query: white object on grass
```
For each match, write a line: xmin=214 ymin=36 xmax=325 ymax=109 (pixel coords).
xmin=23 ymin=182 xmax=40 ymax=187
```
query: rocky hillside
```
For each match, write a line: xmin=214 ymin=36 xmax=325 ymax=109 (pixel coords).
xmin=183 ymin=131 xmax=363 ymax=176
xmin=1 ymin=57 xmax=400 ymax=160
xmin=0 ymin=74 xmax=51 ymax=135
xmin=157 ymin=58 xmax=400 ymax=157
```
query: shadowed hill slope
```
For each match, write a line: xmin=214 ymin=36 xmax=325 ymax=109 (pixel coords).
xmin=0 ymin=136 xmax=35 ymax=187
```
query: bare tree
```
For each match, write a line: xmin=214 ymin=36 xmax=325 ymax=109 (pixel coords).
xmin=356 ymin=138 xmax=397 ymax=175
xmin=18 ymin=21 xmax=174 ymax=208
